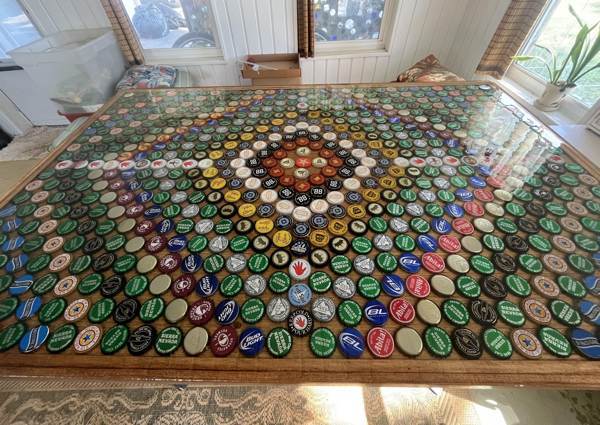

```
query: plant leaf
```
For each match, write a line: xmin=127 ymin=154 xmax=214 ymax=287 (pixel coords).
xmin=569 ymin=4 xmax=585 ymax=28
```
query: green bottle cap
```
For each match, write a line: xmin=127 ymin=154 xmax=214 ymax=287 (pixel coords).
xmin=482 ymin=328 xmax=512 ymax=359
xmin=337 ymin=300 xmax=362 ymax=326
xmin=442 ymin=299 xmax=470 ymax=326
xmin=550 ymin=299 xmax=582 ymax=326
xmin=518 ymin=254 xmax=543 ymax=274
xmin=241 ymin=298 xmax=265 ymax=324
xmin=496 ymin=300 xmax=525 ymax=327
xmin=39 ymin=297 xmax=67 ymax=324
xmin=357 ymin=276 xmax=381 ymax=299
xmin=46 ymin=324 xmax=77 ymax=353
xmin=267 ymin=327 xmax=292 ymax=357
xmin=557 ymin=275 xmax=587 ymax=298
xmin=101 ymin=325 xmax=129 ymax=355
xmin=220 ymin=274 xmax=243 ymax=296
xmin=330 ymin=255 xmax=352 ymax=275
xmin=376 ymin=252 xmax=397 ymax=273
xmin=0 ymin=297 xmax=18 ymax=321
xmin=504 ymin=274 xmax=531 ymax=297
xmin=139 ymin=297 xmax=166 ymax=322
xmin=88 ymin=298 xmax=116 ymax=323
xmin=269 ymin=272 xmax=291 ymax=293
xmin=125 ymin=275 xmax=149 ymax=297
xmin=155 ymin=326 xmax=182 ymax=356
xmin=310 ymin=327 xmax=336 ymax=358
xmin=424 ymin=326 xmax=452 ymax=358
xmin=309 ymin=271 xmax=331 ymax=293
xmin=456 ymin=275 xmax=481 ymax=298
xmin=539 ymin=326 xmax=572 ymax=358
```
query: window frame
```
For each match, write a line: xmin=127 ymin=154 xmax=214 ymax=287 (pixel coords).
xmin=508 ymin=0 xmax=599 ymax=121
xmin=121 ymin=0 xmax=223 ymax=65
xmin=0 ymin=0 xmax=42 ymax=66
xmin=315 ymin=0 xmax=396 ymax=56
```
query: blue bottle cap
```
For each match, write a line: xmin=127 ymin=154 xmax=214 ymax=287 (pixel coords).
xmin=431 ymin=218 xmax=451 ymax=234
xmin=2 ymin=236 xmax=25 ymax=252
xmin=143 ymin=205 xmax=162 ymax=219
xmin=455 ymin=188 xmax=473 ymax=202
xmin=288 ymin=283 xmax=312 ymax=307
xmin=19 ymin=325 xmax=50 ymax=353
xmin=167 ymin=235 xmax=187 ymax=252
xmin=215 ymin=299 xmax=239 ymax=325
xmin=9 ymin=274 xmax=33 ymax=296
xmin=5 ymin=254 xmax=28 ymax=274
xmin=381 ymin=274 xmax=405 ymax=297
xmin=196 ymin=274 xmax=219 ymax=296
xmin=579 ymin=300 xmax=600 ymax=326
xmin=469 ymin=176 xmax=487 ymax=188
xmin=16 ymin=296 xmax=42 ymax=320
xmin=398 ymin=253 xmax=421 ymax=273
xmin=239 ymin=327 xmax=265 ymax=357
xmin=181 ymin=254 xmax=203 ymax=273
xmin=156 ymin=218 xmax=174 ymax=234
xmin=569 ymin=327 xmax=600 ymax=359
xmin=583 ymin=275 xmax=600 ymax=296
xmin=338 ymin=327 xmax=365 ymax=358
xmin=364 ymin=300 xmax=388 ymax=325
xmin=2 ymin=218 xmax=22 ymax=233
xmin=416 ymin=234 xmax=438 ymax=252
xmin=444 ymin=203 xmax=464 ymax=218
xmin=0 ymin=203 xmax=16 ymax=218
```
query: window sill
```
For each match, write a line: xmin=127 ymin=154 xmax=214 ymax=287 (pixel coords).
xmin=312 ymin=48 xmax=390 ymax=60
xmin=143 ymin=48 xmax=225 ymax=66
xmin=492 ymin=75 xmax=577 ymax=127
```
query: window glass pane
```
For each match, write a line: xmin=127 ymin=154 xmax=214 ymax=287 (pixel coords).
xmin=122 ymin=0 xmax=218 ymax=49
xmin=0 ymin=0 xmax=41 ymax=59
xmin=315 ymin=0 xmax=385 ymax=42
xmin=519 ymin=0 xmax=600 ymax=107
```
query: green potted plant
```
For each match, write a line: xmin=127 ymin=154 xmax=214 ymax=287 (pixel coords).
xmin=513 ymin=5 xmax=600 ymax=111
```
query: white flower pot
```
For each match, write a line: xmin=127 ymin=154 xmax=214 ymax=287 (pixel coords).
xmin=534 ymin=82 xmax=573 ymax=111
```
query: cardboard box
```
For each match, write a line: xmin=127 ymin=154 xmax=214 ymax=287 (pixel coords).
xmin=241 ymin=54 xmax=301 ymax=80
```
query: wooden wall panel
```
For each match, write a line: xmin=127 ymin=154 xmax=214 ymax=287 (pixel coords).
xmin=21 ymin=0 xmax=508 ymax=86
xmin=21 ymin=0 xmax=109 ymax=34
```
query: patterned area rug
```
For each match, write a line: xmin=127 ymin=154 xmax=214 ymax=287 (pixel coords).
xmin=0 ymin=126 xmax=66 ymax=162
xmin=0 ymin=378 xmax=598 ymax=425
xmin=0 ymin=379 xmax=480 ymax=425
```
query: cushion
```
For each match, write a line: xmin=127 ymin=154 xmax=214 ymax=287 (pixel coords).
xmin=116 ymin=65 xmax=177 ymax=90
xmin=396 ymin=54 xmax=464 ymax=83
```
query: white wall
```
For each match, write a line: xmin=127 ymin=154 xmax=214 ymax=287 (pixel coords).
xmin=20 ymin=0 xmax=509 ymax=87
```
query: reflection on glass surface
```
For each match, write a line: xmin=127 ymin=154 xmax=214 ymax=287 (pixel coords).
xmin=119 ymin=84 xmax=562 ymax=196
xmin=315 ymin=0 xmax=385 ymax=42
xmin=0 ymin=0 xmax=41 ymax=59
xmin=122 ymin=0 xmax=218 ymax=49
xmin=519 ymin=0 xmax=600 ymax=107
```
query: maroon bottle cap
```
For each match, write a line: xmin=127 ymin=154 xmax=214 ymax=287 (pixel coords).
xmin=210 ymin=325 xmax=238 ymax=357
xmin=171 ymin=274 xmax=195 ymax=297
xmin=117 ymin=192 xmax=134 ymax=205
xmin=135 ymin=220 xmax=155 ymax=236
xmin=158 ymin=253 xmax=182 ymax=273
xmin=125 ymin=204 xmax=144 ymax=218
xmin=145 ymin=235 xmax=166 ymax=253
xmin=188 ymin=299 xmax=214 ymax=325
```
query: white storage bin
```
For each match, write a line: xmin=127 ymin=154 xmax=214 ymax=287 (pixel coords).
xmin=8 ymin=29 xmax=126 ymax=110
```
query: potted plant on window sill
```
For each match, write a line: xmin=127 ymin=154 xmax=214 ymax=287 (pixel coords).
xmin=513 ymin=5 xmax=599 ymax=112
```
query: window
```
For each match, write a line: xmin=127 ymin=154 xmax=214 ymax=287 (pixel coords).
xmin=314 ymin=0 xmax=392 ymax=52
xmin=516 ymin=0 xmax=600 ymax=108
xmin=121 ymin=0 xmax=220 ymax=60
xmin=0 ymin=0 xmax=40 ymax=61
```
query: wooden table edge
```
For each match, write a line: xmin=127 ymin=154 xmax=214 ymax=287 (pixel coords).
xmin=0 ymin=82 xmax=599 ymax=388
